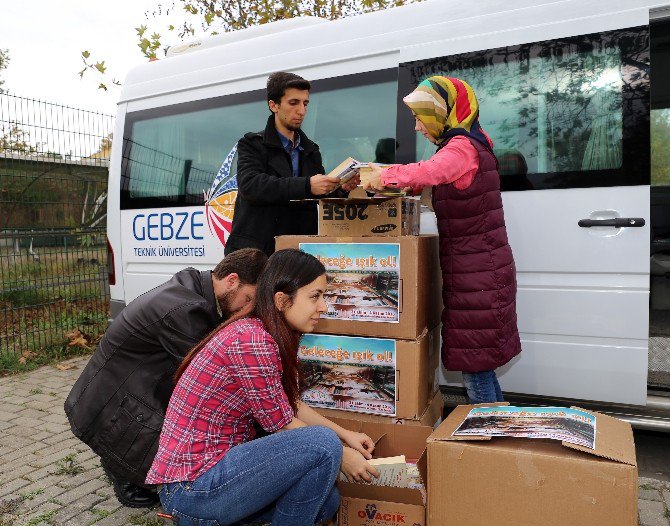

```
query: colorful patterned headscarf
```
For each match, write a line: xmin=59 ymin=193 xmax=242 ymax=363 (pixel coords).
xmin=403 ymin=76 xmax=492 ymax=150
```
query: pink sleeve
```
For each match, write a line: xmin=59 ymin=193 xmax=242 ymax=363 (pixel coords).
xmin=381 ymin=136 xmax=480 ymax=193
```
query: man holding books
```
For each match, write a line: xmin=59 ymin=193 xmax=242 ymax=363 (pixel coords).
xmin=225 ymin=71 xmax=358 ymax=256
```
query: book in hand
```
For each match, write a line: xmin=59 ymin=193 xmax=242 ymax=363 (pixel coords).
xmin=326 ymin=157 xmax=362 ymax=185
xmin=339 ymin=454 xmax=421 ymax=488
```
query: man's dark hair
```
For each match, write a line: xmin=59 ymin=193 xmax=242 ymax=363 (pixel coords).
xmin=212 ymin=248 xmax=268 ymax=284
xmin=267 ymin=72 xmax=311 ymax=105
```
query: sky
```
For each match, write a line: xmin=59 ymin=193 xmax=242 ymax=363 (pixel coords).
xmin=1 ymin=0 xmax=176 ymax=116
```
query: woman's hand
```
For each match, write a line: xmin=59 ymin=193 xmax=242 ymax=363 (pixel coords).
xmin=340 ymin=447 xmax=380 ymax=483
xmin=340 ymin=429 xmax=375 ymax=459
xmin=360 ymin=163 xmax=385 ymax=191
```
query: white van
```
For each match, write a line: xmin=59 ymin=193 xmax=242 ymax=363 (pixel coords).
xmin=107 ymin=0 xmax=670 ymax=428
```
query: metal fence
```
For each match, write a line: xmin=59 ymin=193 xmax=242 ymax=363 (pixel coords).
xmin=0 ymin=93 xmax=114 ymax=366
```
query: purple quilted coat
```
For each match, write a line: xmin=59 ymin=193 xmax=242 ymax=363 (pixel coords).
xmin=432 ymin=138 xmax=522 ymax=373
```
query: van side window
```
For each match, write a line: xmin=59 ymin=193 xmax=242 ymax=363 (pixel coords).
xmin=120 ymin=70 xmax=398 ymax=209
xmin=121 ymin=94 xmax=267 ymax=209
xmin=398 ymin=27 xmax=650 ymax=191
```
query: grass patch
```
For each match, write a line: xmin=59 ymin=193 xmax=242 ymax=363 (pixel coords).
xmin=129 ymin=515 xmax=163 ymax=526
xmin=0 ymin=339 xmax=94 ymax=376
xmin=640 ymin=483 xmax=657 ymax=491
xmin=19 ymin=489 xmax=44 ymax=501
xmin=90 ymin=508 xmax=111 ymax=523
xmin=1 ymin=245 xmax=109 ymax=375
xmin=28 ymin=388 xmax=42 ymax=395
xmin=53 ymin=454 xmax=84 ymax=476
xmin=26 ymin=510 xmax=56 ymax=526
xmin=0 ymin=289 xmax=50 ymax=308
xmin=46 ymin=498 xmax=61 ymax=506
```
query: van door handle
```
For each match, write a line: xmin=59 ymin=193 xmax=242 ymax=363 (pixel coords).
xmin=578 ymin=218 xmax=645 ymax=228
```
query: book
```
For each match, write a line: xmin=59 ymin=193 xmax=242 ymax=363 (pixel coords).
xmin=340 ymin=454 xmax=419 ymax=488
xmin=326 ymin=157 xmax=362 ymax=184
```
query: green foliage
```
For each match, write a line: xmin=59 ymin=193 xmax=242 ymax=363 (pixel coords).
xmin=0 ymin=49 xmax=9 ymax=94
xmin=78 ymin=50 xmax=121 ymax=92
xmin=79 ymin=0 xmax=422 ymax=89
xmin=0 ymin=123 xmax=42 ymax=153
xmin=26 ymin=510 xmax=56 ymax=526
xmin=19 ymin=489 xmax=44 ymax=501
xmin=53 ymin=454 xmax=84 ymax=476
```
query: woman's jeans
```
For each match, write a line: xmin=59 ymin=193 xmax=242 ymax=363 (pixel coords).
xmin=158 ymin=426 xmax=342 ymax=526
xmin=462 ymin=370 xmax=504 ymax=404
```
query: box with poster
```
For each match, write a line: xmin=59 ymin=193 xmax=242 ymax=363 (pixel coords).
xmin=317 ymin=186 xmax=420 ymax=237
xmin=298 ymin=328 xmax=439 ymax=419
xmin=275 ymin=235 xmax=440 ymax=340
xmin=328 ymin=416 xmax=433 ymax=526
xmin=316 ymin=390 xmax=444 ymax=428
xmin=427 ymin=404 xmax=638 ymax=526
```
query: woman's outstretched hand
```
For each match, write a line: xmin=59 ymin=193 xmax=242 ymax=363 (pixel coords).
xmin=340 ymin=447 xmax=380 ymax=483
xmin=340 ymin=429 xmax=375 ymax=459
xmin=360 ymin=163 xmax=385 ymax=191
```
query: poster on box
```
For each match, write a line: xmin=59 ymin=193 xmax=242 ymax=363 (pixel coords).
xmin=298 ymin=333 xmax=396 ymax=416
xmin=299 ymin=243 xmax=400 ymax=323
xmin=453 ymin=406 xmax=596 ymax=449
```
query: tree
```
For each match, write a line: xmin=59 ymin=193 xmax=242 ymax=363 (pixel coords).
xmin=0 ymin=48 xmax=9 ymax=94
xmin=80 ymin=0 xmax=421 ymax=90
xmin=0 ymin=123 xmax=41 ymax=154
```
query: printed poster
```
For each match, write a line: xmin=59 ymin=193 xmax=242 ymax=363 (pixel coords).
xmin=299 ymin=243 xmax=400 ymax=323
xmin=298 ymin=333 xmax=396 ymax=416
xmin=453 ymin=406 xmax=597 ymax=449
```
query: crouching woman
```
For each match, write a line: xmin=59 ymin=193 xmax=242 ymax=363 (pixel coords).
xmin=146 ymin=249 xmax=378 ymax=526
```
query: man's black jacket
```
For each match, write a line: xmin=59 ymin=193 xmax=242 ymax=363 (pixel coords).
xmin=64 ymin=269 xmax=222 ymax=486
xmin=225 ymin=115 xmax=325 ymax=256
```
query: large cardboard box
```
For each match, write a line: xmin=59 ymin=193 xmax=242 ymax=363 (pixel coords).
xmin=329 ymin=417 xmax=433 ymax=526
xmin=316 ymin=390 xmax=444 ymax=427
xmin=318 ymin=192 xmax=420 ymax=237
xmin=299 ymin=328 xmax=440 ymax=419
xmin=275 ymin=235 xmax=440 ymax=339
xmin=427 ymin=404 xmax=638 ymax=526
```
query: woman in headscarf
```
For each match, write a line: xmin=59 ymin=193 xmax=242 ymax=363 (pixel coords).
xmin=363 ymin=76 xmax=521 ymax=404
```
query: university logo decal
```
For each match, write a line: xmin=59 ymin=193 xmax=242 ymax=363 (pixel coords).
xmin=205 ymin=144 xmax=238 ymax=246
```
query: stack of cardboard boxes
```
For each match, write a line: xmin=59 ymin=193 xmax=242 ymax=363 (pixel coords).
xmin=276 ymin=188 xmax=442 ymax=526
xmin=275 ymin=189 xmax=640 ymax=526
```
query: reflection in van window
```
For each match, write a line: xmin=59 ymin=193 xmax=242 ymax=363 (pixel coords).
xmin=413 ymin=38 xmax=627 ymax=174
xmin=304 ymin=80 xmax=397 ymax=172
xmin=124 ymin=99 xmax=267 ymax=205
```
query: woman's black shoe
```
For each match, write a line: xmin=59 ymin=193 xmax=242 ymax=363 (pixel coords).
xmin=111 ymin=480 xmax=160 ymax=508
xmin=100 ymin=458 xmax=159 ymax=508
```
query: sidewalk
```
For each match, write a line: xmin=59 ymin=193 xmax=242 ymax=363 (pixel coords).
xmin=0 ymin=356 xmax=668 ymax=526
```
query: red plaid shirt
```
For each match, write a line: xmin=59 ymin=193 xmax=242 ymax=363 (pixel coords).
xmin=146 ymin=317 xmax=294 ymax=483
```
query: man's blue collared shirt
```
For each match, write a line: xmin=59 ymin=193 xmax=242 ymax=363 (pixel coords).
xmin=277 ymin=130 xmax=303 ymax=177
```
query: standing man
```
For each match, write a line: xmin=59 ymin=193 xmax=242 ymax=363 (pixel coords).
xmin=64 ymin=248 xmax=267 ymax=508
xmin=225 ymin=71 xmax=358 ymax=256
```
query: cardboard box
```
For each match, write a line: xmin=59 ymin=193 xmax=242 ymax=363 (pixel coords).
xmin=318 ymin=188 xmax=420 ymax=237
xmin=427 ymin=404 xmax=638 ymax=526
xmin=316 ymin=390 xmax=444 ymax=428
xmin=299 ymin=328 xmax=440 ymax=419
xmin=275 ymin=235 xmax=440 ymax=340
xmin=329 ymin=417 xmax=433 ymax=526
